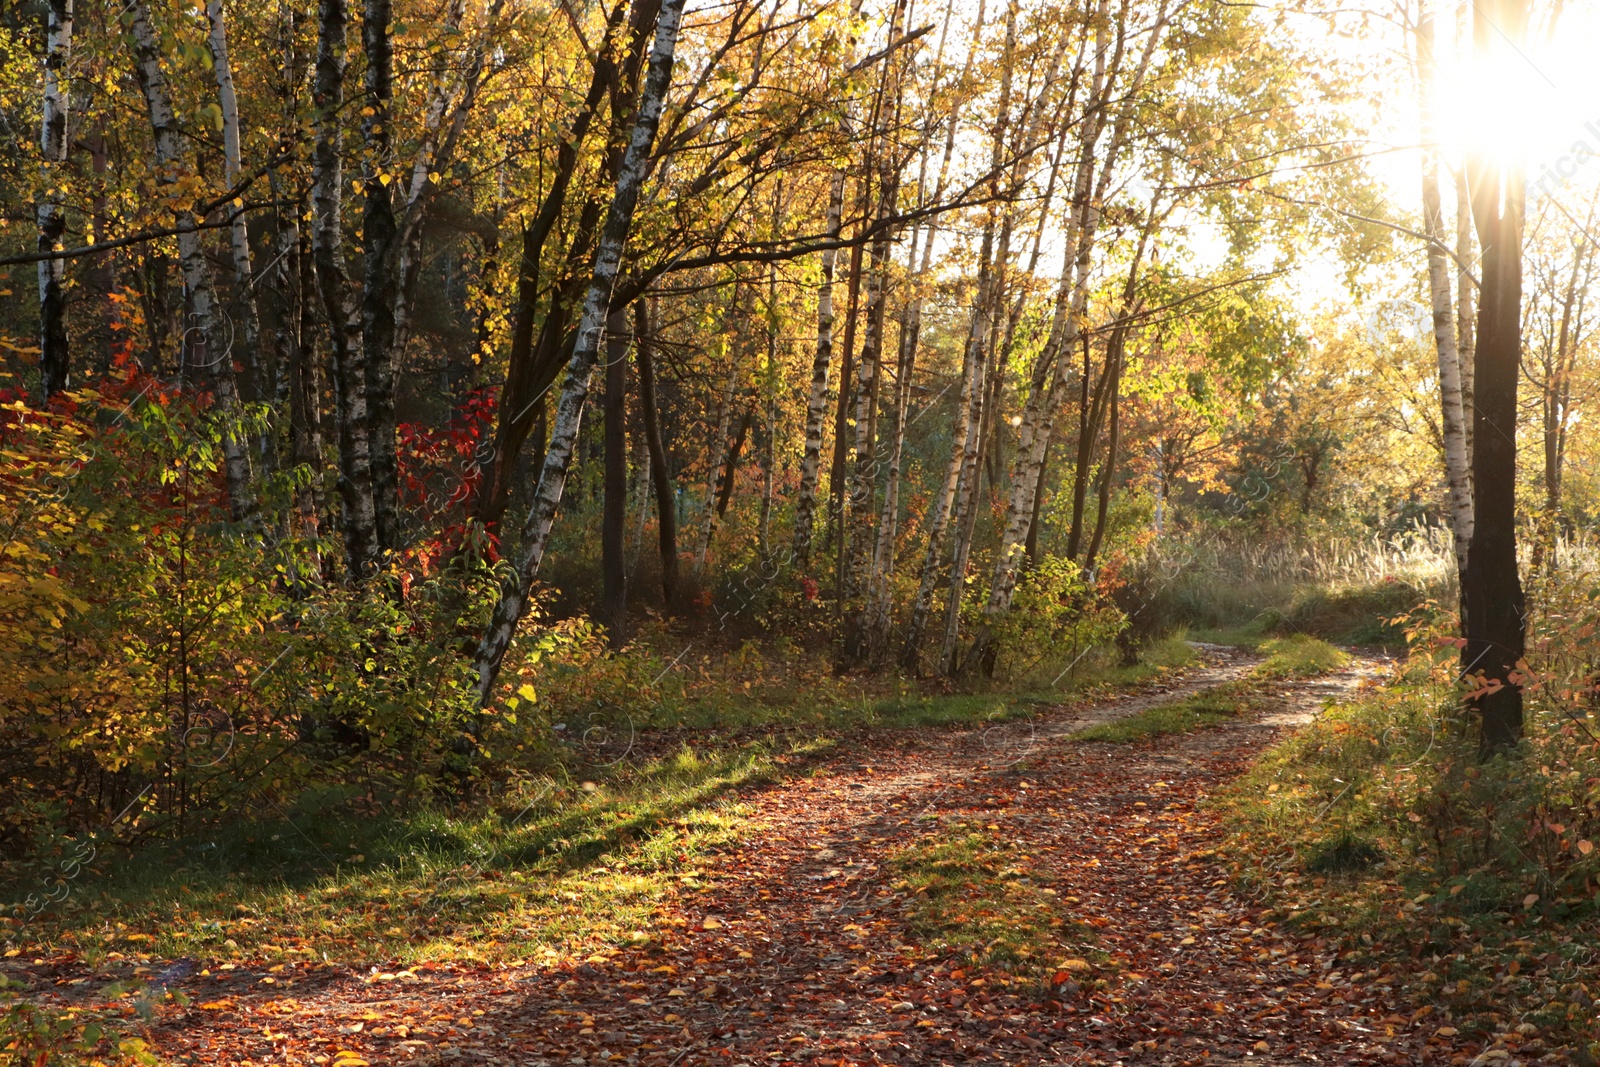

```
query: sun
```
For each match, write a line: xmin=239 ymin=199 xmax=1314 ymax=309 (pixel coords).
xmin=1427 ymin=0 xmax=1600 ymax=191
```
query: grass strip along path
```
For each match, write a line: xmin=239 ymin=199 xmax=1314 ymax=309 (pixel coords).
xmin=12 ymin=644 xmax=1488 ymax=1066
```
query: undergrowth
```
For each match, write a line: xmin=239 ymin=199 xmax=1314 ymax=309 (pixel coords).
xmin=0 ymin=985 xmax=158 ymax=1067
xmin=2 ymin=629 xmax=1203 ymax=970
xmin=1220 ymin=609 xmax=1600 ymax=1061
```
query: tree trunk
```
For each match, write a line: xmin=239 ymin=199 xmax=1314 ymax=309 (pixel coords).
xmin=977 ymin=0 xmax=1162 ymax=621
xmin=636 ymin=299 xmax=679 ymax=606
xmin=471 ymin=0 xmax=654 ymax=532
xmin=900 ymin=273 xmax=984 ymax=674
xmin=938 ymin=318 xmax=996 ymax=675
xmin=1454 ymin=0 xmax=1477 ymax=458
xmin=1462 ymin=0 xmax=1528 ymax=755
xmin=716 ymin=408 xmax=754 ymax=520
xmin=900 ymin=0 xmax=1012 ymax=674
xmin=759 ymin=198 xmax=781 ymax=561
xmin=862 ymin=244 xmax=920 ymax=660
xmin=600 ymin=306 xmax=630 ymax=646
xmin=1418 ymin=4 xmax=1473 ymax=589
xmin=37 ymin=0 xmax=72 ymax=398
xmin=1066 ymin=342 xmax=1101 ymax=561
xmin=843 ymin=211 xmax=893 ymax=602
xmin=826 ymin=228 xmax=866 ymax=567
xmin=935 ymin=0 xmax=1019 ymax=676
xmin=472 ymin=0 xmax=685 ymax=705
xmin=1456 ymin=163 xmax=1477 ymax=458
xmin=207 ymin=0 xmax=263 ymax=406
xmin=288 ymin=221 xmax=325 ymax=539
xmin=696 ymin=340 xmax=741 ymax=570
xmin=128 ymin=0 xmax=254 ymax=521
xmin=1023 ymin=429 xmax=1054 ymax=562
xmin=791 ymin=171 xmax=844 ymax=566
xmin=360 ymin=0 xmax=401 ymax=551
xmin=1083 ymin=324 xmax=1124 ymax=571
xmin=310 ymin=0 xmax=379 ymax=576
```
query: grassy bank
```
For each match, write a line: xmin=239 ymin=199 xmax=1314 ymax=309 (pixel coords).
xmin=2 ymin=637 xmax=1206 ymax=972
xmin=1217 ymin=637 xmax=1600 ymax=1062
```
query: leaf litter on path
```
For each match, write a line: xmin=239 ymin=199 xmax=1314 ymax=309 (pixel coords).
xmin=15 ymin=649 xmax=1482 ymax=1065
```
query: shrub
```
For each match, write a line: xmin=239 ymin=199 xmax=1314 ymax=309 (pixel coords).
xmin=984 ymin=555 xmax=1127 ymax=683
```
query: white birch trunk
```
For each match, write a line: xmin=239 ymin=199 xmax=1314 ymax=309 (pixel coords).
xmin=980 ymin=0 xmax=1167 ymax=618
xmin=310 ymin=0 xmax=379 ymax=575
xmin=791 ymin=171 xmax=845 ymax=565
xmin=862 ymin=240 xmax=921 ymax=658
xmin=936 ymin=0 xmax=1021 ymax=673
xmin=843 ymin=229 xmax=891 ymax=599
xmin=897 ymin=0 xmax=1004 ymax=673
xmin=207 ymin=0 xmax=262 ymax=402
xmin=472 ymin=0 xmax=687 ymax=705
xmin=128 ymin=0 xmax=253 ymax=520
xmin=900 ymin=288 xmax=985 ymax=673
xmin=1418 ymin=5 xmax=1474 ymax=578
xmin=37 ymin=0 xmax=72 ymax=397
xmin=937 ymin=290 xmax=998 ymax=673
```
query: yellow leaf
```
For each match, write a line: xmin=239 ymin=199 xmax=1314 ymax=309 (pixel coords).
xmin=1579 ymin=839 xmax=1594 ymax=855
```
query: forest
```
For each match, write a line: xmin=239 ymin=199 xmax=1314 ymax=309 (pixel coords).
xmin=3 ymin=0 xmax=1600 ymax=1060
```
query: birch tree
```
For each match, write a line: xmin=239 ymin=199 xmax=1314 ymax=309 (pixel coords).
xmin=206 ymin=0 xmax=263 ymax=403
xmin=472 ymin=0 xmax=688 ymax=705
xmin=127 ymin=0 xmax=253 ymax=521
xmin=1417 ymin=1 xmax=1473 ymax=588
xmin=311 ymin=0 xmax=380 ymax=575
xmin=37 ymin=0 xmax=72 ymax=398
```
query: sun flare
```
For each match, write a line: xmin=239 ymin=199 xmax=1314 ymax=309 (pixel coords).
xmin=1428 ymin=1 xmax=1600 ymax=189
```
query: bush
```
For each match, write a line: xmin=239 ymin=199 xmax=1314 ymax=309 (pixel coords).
xmin=0 ymin=981 xmax=158 ymax=1067
xmin=1220 ymin=600 xmax=1600 ymax=1053
xmin=983 ymin=555 xmax=1127 ymax=683
xmin=0 ymin=381 xmax=587 ymax=867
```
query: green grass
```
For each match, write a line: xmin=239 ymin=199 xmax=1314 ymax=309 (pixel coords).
xmin=1252 ymin=634 xmax=1351 ymax=678
xmin=890 ymin=822 xmax=1093 ymax=982
xmin=3 ymin=632 xmax=1204 ymax=972
xmin=6 ymin=743 xmax=801 ymax=967
xmin=1216 ymin=653 xmax=1600 ymax=1055
xmin=1069 ymin=685 xmax=1258 ymax=744
xmin=1187 ymin=621 xmax=1274 ymax=650
xmin=1067 ymin=634 xmax=1348 ymax=745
